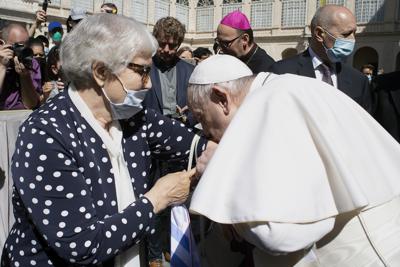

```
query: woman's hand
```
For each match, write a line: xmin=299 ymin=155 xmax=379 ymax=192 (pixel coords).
xmin=145 ymin=168 xmax=196 ymax=214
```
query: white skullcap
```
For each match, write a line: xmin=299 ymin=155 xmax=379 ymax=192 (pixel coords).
xmin=189 ymin=55 xmax=253 ymax=85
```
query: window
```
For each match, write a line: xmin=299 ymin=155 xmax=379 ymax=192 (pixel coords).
xmin=128 ymin=0 xmax=148 ymax=23
xmin=50 ymin=0 xmax=61 ymax=6
xmin=176 ymin=0 xmax=189 ymax=27
xmin=196 ymin=0 xmax=214 ymax=32
xmin=71 ymin=0 xmax=94 ymax=12
xmin=251 ymin=0 xmax=273 ymax=29
xmin=222 ymin=0 xmax=242 ymax=17
xmin=355 ymin=0 xmax=385 ymax=23
xmin=281 ymin=0 xmax=306 ymax=28
xmin=316 ymin=0 xmax=345 ymax=9
xmin=155 ymin=0 xmax=170 ymax=21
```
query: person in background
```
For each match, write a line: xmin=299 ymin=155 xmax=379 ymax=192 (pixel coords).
xmin=177 ymin=46 xmax=193 ymax=60
xmin=0 ymin=23 xmax=42 ymax=110
xmin=1 ymin=14 xmax=210 ymax=267
xmin=177 ymin=46 xmax=196 ymax=65
xmin=270 ymin=5 xmax=372 ymax=113
xmin=215 ymin=10 xmax=275 ymax=73
xmin=100 ymin=2 xmax=118 ymax=14
xmin=48 ymin=21 xmax=63 ymax=47
xmin=361 ymin=64 xmax=374 ymax=83
xmin=66 ymin=8 xmax=87 ymax=33
xmin=193 ymin=47 xmax=212 ymax=64
xmin=35 ymin=35 xmax=50 ymax=56
xmin=28 ymin=37 xmax=46 ymax=81
xmin=41 ymin=46 xmax=64 ymax=102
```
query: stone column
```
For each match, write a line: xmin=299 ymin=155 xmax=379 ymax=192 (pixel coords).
xmin=214 ymin=0 xmax=223 ymax=30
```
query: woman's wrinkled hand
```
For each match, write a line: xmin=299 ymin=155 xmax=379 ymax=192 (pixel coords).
xmin=145 ymin=168 xmax=196 ymax=214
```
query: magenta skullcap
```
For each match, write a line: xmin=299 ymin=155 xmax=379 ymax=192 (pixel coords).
xmin=220 ymin=10 xmax=251 ymax=30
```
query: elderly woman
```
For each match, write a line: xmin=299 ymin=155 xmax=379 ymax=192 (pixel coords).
xmin=1 ymin=14 xmax=208 ymax=267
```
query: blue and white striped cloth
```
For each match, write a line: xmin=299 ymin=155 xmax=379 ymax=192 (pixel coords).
xmin=170 ymin=205 xmax=201 ymax=267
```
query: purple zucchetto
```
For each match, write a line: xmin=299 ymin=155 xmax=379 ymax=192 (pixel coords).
xmin=220 ymin=10 xmax=251 ymax=30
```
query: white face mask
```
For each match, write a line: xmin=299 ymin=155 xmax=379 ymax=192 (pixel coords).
xmin=102 ymin=75 xmax=148 ymax=120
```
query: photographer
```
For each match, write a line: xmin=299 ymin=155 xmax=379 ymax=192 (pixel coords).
xmin=0 ymin=24 xmax=41 ymax=110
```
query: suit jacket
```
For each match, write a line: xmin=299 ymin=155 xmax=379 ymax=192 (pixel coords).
xmin=372 ymin=71 xmax=400 ymax=142
xmin=270 ymin=49 xmax=372 ymax=113
xmin=143 ymin=57 xmax=196 ymax=127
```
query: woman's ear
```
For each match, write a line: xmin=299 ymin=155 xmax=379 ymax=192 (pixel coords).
xmin=211 ymin=85 xmax=231 ymax=115
xmin=91 ymin=61 xmax=108 ymax=88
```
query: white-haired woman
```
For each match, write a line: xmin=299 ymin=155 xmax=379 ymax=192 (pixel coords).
xmin=1 ymin=14 xmax=208 ymax=267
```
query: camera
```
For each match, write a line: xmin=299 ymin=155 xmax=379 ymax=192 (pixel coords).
xmin=10 ymin=43 xmax=33 ymax=70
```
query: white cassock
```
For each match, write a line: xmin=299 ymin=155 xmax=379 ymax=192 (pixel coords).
xmin=190 ymin=72 xmax=400 ymax=267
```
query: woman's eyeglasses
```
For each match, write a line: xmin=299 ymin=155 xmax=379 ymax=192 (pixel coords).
xmin=127 ymin=63 xmax=151 ymax=85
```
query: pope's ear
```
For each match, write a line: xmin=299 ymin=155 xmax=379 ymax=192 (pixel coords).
xmin=211 ymin=85 xmax=231 ymax=115
xmin=91 ymin=61 xmax=109 ymax=87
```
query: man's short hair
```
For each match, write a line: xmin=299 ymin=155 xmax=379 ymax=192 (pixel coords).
xmin=153 ymin=17 xmax=186 ymax=45
xmin=101 ymin=3 xmax=118 ymax=14
xmin=193 ymin=47 xmax=212 ymax=59
xmin=28 ymin=37 xmax=44 ymax=50
xmin=361 ymin=64 xmax=375 ymax=72
xmin=36 ymin=35 xmax=49 ymax=47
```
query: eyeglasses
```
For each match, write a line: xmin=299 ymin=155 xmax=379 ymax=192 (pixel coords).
xmin=214 ymin=34 xmax=243 ymax=49
xmin=158 ymin=41 xmax=180 ymax=50
xmin=127 ymin=62 xmax=151 ymax=85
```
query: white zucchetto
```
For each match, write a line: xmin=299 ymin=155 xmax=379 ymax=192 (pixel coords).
xmin=188 ymin=55 xmax=253 ymax=85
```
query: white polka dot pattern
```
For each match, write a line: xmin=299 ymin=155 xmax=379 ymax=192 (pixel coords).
xmin=3 ymin=92 xmax=207 ymax=266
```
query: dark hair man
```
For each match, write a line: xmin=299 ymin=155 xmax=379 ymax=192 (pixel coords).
xmin=271 ymin=5 xmax=372 ymax=113
xmin=0 ymin=24 xmax=42 ymax=110
xmin=215 ymin=10 xmax=275 ymax=73
xmin=193 ymin=47 xmax=212 ymax=64
xmin=361 ymin=64 xmax=374 ymax=83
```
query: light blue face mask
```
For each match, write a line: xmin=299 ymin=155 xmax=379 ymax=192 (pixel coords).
xmin=322 ymin=29 xmax=355 ymax=63
xmin=102 ymin=76 xmax=148 ymax=120
xmin=366 ymin=74 xmax=372 ymax=82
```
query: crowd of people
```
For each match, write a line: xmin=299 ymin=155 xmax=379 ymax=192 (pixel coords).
xmin=0 ymin=2 xmax=400 ymax=267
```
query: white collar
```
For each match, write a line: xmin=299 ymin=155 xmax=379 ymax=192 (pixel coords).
xmin=68 ymin=86 xmax=122 ymax=157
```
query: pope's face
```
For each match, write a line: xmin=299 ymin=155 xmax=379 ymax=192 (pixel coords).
xmin=189 ymin=92 xmax=234 ymax=143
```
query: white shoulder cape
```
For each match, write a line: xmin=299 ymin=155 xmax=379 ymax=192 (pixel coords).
xmin=190 ymin=73 xmax=400 ymax=224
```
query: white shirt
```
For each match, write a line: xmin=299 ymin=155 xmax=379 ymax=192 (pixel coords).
xmin=69 ymin=87 xmax=140 ymax=267
xmin=309 ymin=47 xmax=338 ymax=88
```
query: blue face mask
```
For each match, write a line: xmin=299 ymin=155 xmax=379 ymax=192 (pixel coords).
xmin=366 ymin=74 xmax=372 ymax=82
xmin=102 ymin=76 xmax=148 ymax=120
xmin=322 ymin=29 xmax=355 ymax=63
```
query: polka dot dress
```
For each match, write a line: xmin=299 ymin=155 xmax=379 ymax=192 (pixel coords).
xmin=1 ymin=90 xmax=206 ymax=266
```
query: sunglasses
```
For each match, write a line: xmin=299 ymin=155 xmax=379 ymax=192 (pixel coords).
xmin=127 ymin=63 xmax=151 ymax=85
xmin=214 ymin=34 xmax=243 ymax=49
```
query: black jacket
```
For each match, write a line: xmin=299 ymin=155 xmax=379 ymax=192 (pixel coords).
xmin=270 ymin=49 xmax=372 ymax=113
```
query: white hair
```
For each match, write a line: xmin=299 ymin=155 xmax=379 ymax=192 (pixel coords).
xmin=187 ymin=76 xmax=255 ymax=108
xmin=60 ymin=14 xmax=158 ymax=87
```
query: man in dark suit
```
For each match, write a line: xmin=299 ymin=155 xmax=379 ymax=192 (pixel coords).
xmin=270 ymin=5 xmax=372 ymax=113
xmin=372 ymin=71 xmax=400 ymax=142
xmin=215 ymin=10 xmax=275 ymax=73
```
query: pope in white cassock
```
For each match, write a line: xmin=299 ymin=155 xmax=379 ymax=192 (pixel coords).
xmin=187 ymin=55 xmax=400 ymax=267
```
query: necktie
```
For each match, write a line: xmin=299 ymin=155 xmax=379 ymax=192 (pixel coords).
xmin=170 ymin=135 xmax=201 ymax=267
xmin=319 ymin=63 xmax=334 ymax=86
